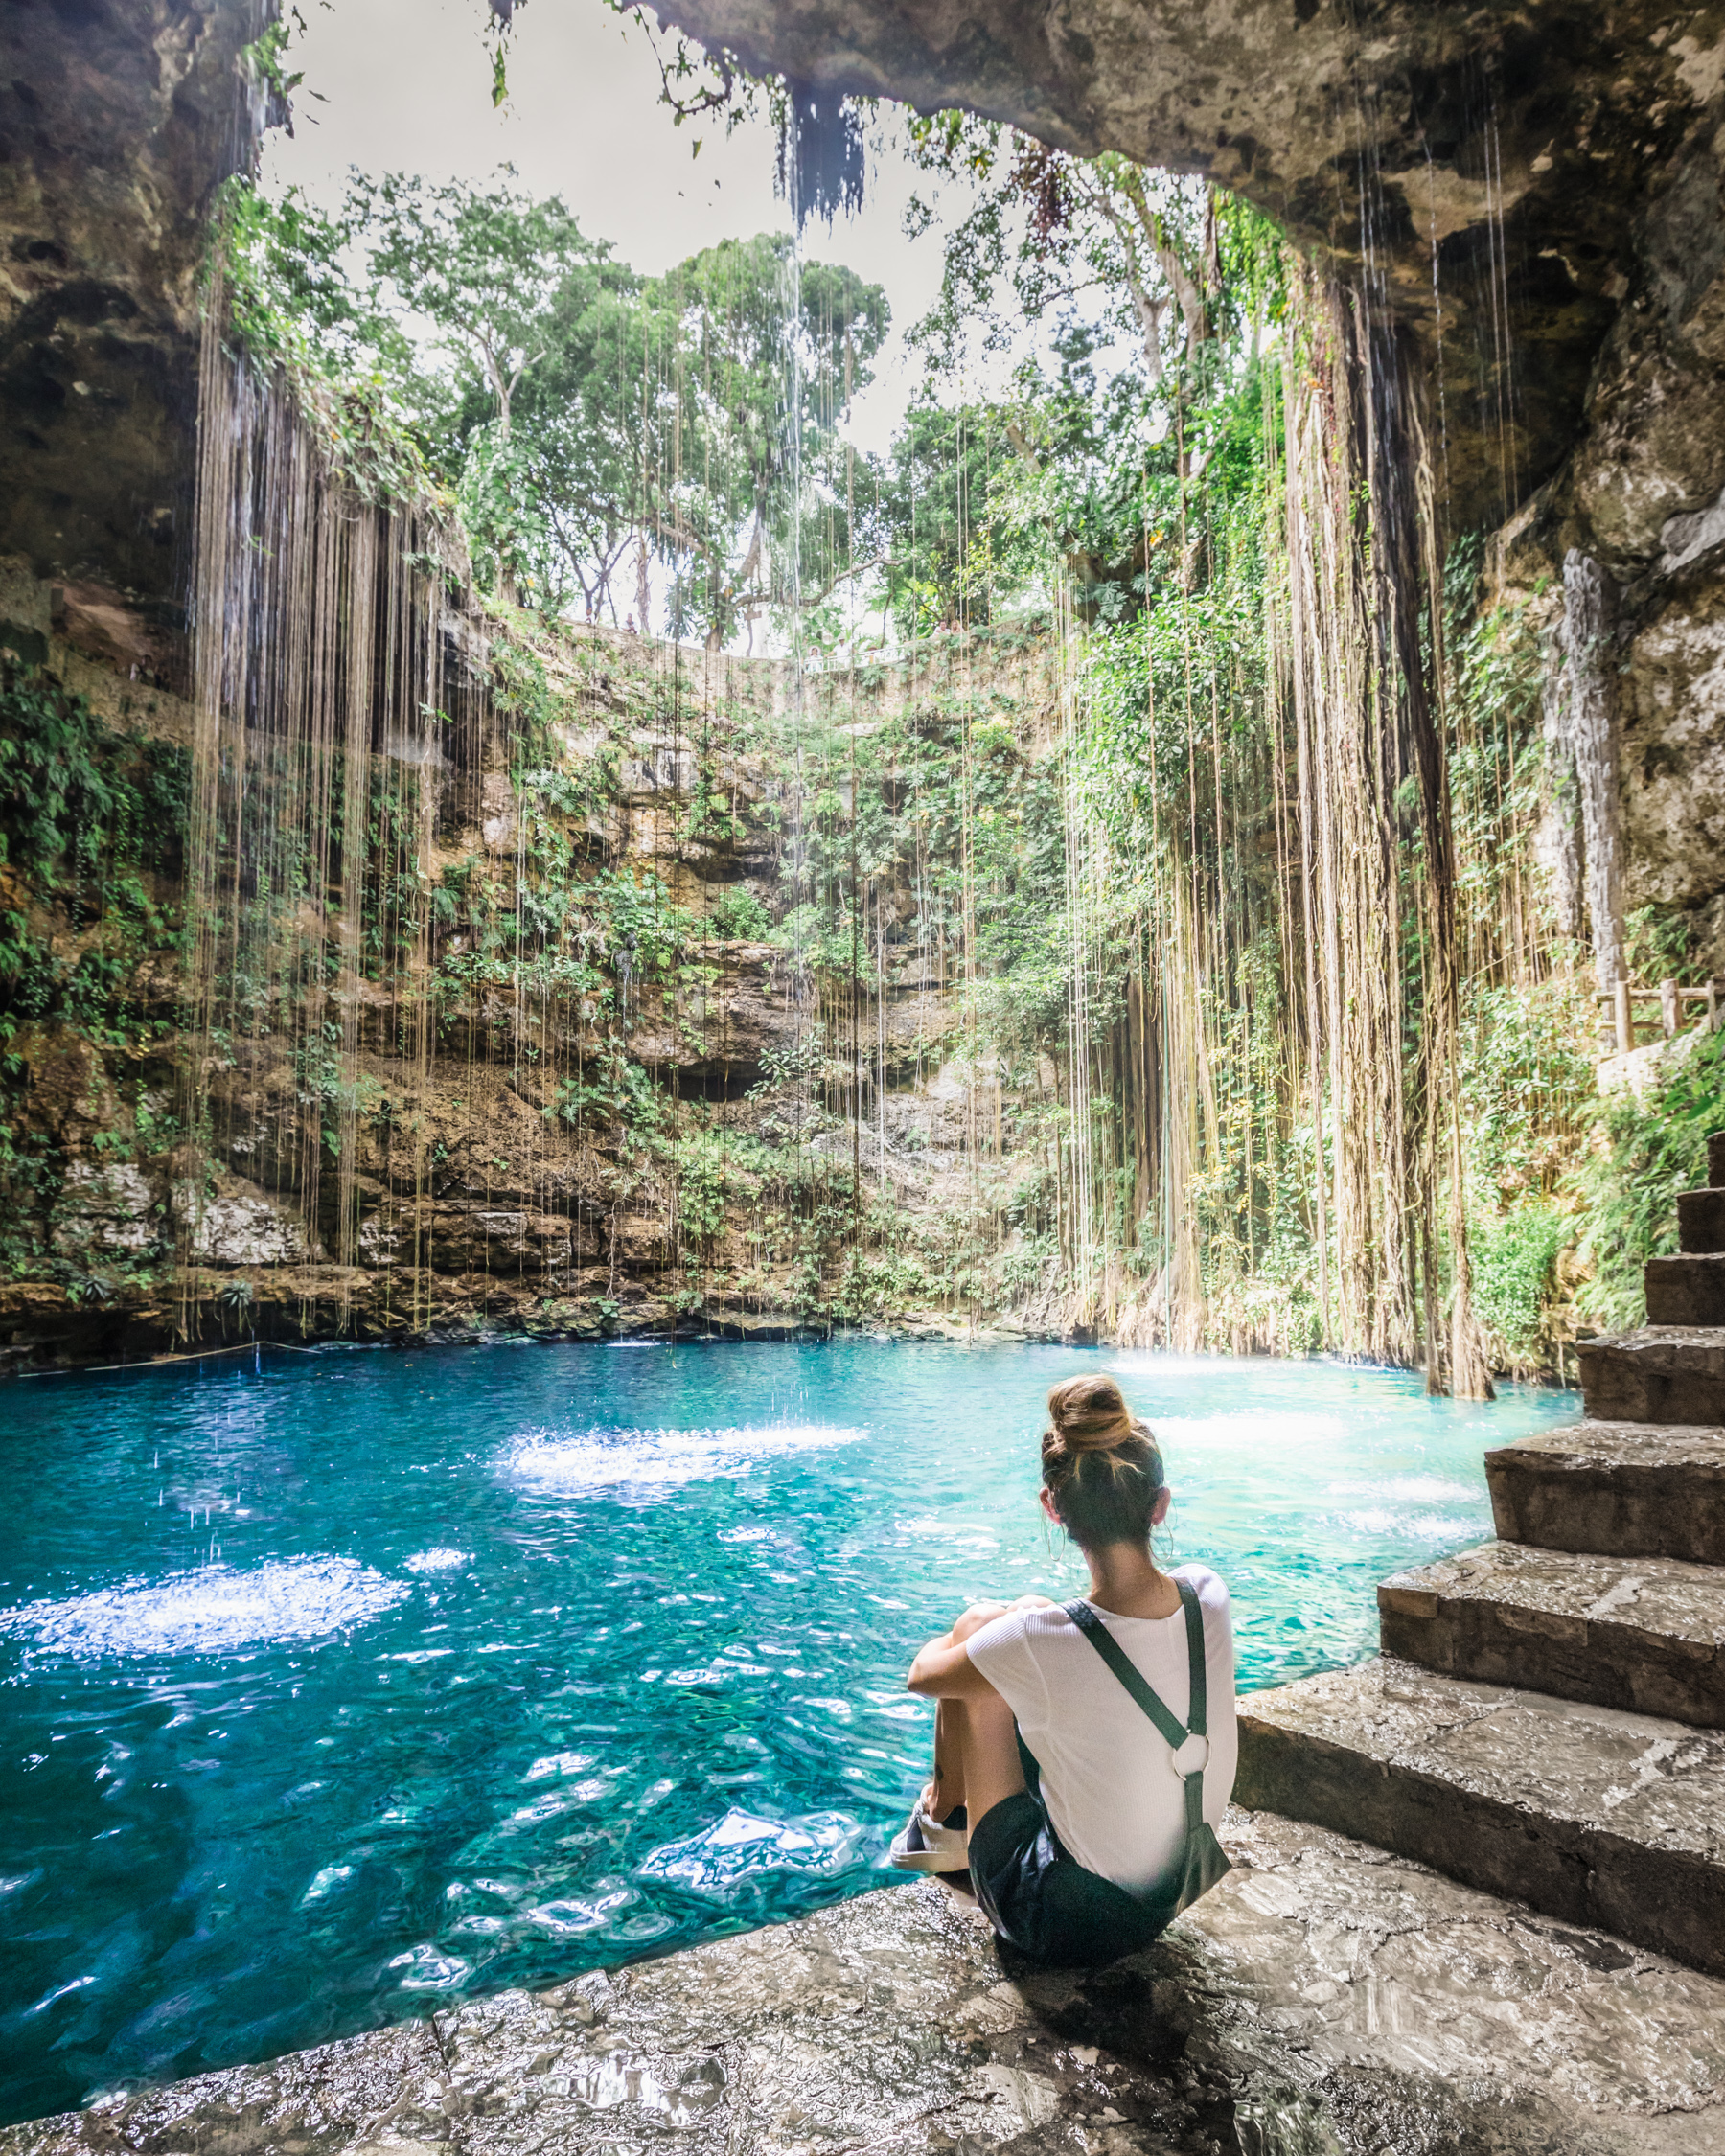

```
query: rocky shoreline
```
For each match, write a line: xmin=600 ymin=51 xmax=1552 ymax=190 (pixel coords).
xmin=5 ymin=1809 xmax=1722 ymax=2156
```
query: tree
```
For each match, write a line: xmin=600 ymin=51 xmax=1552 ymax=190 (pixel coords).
xmin=904 ymin=115 xmax=1225 ymax=393
xmin=867 ymin=400 xmax=1049 ymax=636
xmin=658 ymin=239 xmax=889 ymax=650
xmin=514 ymin=234 xmax=888 ymax=646
xmin=353 ymin=170 xmax=605 ymax=440
xmin=342 ymin=171 xmax=617 ymax=603
xmin=231 ymin=174 xmax=889 ymax=644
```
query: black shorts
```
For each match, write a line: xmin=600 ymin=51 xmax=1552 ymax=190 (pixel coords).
xmin=967 ymin=1788 xmax=1166 ymax=1968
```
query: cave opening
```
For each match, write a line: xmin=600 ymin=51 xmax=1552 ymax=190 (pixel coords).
xmin=7 ymin=0 xmax=1715 ymax=1381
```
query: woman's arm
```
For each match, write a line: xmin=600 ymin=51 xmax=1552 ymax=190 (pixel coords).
xmin=905 ymin=1627 xmax=1000 ymax=1701
xmin=906 ymin=1594 xmax=1052 ymax=1700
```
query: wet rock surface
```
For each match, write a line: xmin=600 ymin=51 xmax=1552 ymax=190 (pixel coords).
xmin=6 ymin=1810 xmax=1725 ymax=2156
xmin=1236 ymin=1656 xmax=1725 ymax=1978
xmin=1486 ymin=1422 xmax=1725 ymax=1565
xmin=1379 ymin=1537 xmax=1725 ymax=1727
xmin=1577 ymin=1328 xmax=1725 ymax=1427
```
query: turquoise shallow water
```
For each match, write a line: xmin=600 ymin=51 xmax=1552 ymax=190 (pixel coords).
xmin=0 ymin=1339 xmax=1577 ymax=2123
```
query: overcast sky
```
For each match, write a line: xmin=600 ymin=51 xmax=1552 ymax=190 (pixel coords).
xmin=262 ymin=0 xmax=998 ymax=451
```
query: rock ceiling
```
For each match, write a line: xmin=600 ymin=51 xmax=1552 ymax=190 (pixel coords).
xmin=656 ymin=0 xmax=1725 ymax=531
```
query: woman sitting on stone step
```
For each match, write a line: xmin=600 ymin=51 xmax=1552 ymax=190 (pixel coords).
xmin=891 ymin=1372 xmax=1237 ymax=1966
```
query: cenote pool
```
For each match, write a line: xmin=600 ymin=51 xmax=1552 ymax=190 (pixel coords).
xmin=0 ymin=1339 xmax=1577 ymax=2122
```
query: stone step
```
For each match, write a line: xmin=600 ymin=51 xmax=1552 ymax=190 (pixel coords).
xmin=1235 ymin=1655 xmax=1725 ymax=1977
xmin=1677 ymin=1187 xmax=1725 ymax=1253
xmin=1645 ymin=1249 xmax=1725 ymax=1324
xmin=1577 ymin=1325 xmax=1725 ymax=1423
xmin=1378 ymin=1539 xmax=1725 ymax=1726
xmin=1486 ymin=1420 xmax=1725 ymax=1563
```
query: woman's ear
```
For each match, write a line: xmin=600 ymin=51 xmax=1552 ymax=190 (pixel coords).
xmin=1039 ymin=1487 xmax=1060 ymax=1525
xmin=1152 ymin=1485 xmax=1172 ymax=1526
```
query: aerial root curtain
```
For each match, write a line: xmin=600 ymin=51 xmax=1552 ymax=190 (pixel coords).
xmin=184 ymin=260 xmax=494 ymax=1339
xmin=1279 ymin=265 xmax=1492 ymax=1395
xmin=1087 ymin=260 xmax=1493 ymax=1394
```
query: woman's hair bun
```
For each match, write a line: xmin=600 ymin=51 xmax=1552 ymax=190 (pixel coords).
xmin=1044 ymin=1373 xmax=1143 ymax=1454
xmin=1040 ymin=1374 xmax=1163 ymax=1549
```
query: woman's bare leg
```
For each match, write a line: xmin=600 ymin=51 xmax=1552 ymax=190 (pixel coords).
xmin=929 ymin=1697 xmax=969 ymax=1821
xmin=922 ymin=1596 xmax=1052 ymax=1825
xmin=939 ymin=1690 xmax=1026 ymax=1829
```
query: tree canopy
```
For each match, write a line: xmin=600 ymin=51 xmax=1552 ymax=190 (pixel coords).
xmin=227 ymin=173 xmax=887 ymax=641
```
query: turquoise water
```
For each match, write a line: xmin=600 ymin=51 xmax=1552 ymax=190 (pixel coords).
xmin=0 ymin=1340 xmax=1576 ymax=2123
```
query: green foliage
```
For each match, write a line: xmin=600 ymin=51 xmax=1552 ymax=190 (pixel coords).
xmin=240 ymin=8 xmax=310 ymax=114
xmin=356 ymin=170 xmax=602 ymax=428
xmin=1471 ymin=1201 xmax=1570 ymax=1364
xmin=1571 ymin=1028 xmax=1725 ymax=1330
xmin=1459 ymin=977 xmax=1595 ymax=1204
xmin=1624 ymin=903 xmax=1709 ymax=987
xmin=238 ymin=172 xmax=889 ymax=638
xmin=673 ymin=1127 xmax=764 ymax=1243
xmin=0 ymin=663 xmax=186 ymax=1067
xmin=706 ymin=885 xmax=772 ymax=941
xmin=183 ymin=124 xmax=1635 ymax=1363
xmin=548 ymin=1049 xmax=665 ymax=1138
xmin=217 ymin=178 xmax=446 ymax=507
xmin=867 ymin=401 xmax=1046 ymax=634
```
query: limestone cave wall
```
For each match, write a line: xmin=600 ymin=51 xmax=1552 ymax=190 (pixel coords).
xmin=0 ymin=536 xmax=1070 ymax=1369
xmin=0 ymin=0 xmax=264 ymax=657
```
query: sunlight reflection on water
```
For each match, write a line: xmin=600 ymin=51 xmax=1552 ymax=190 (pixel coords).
xmin=499 ymin=1422 xmax=867 ymax=1494
xmin=0 ymin=1556 xmax=408 ymax=1660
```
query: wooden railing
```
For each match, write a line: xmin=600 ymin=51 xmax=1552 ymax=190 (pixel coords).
xmin=1594 ymin=977 xmax=1721 ymax=1055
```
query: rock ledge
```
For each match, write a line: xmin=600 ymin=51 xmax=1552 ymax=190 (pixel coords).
xmin=7 ymin=1809 xmax=1725 ymax=2156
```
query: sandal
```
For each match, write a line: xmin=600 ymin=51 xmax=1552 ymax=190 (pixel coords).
xmin=889 ymin=1796 xmax=970 ymax=1873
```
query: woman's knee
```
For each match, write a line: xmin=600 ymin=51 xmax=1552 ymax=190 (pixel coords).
xmin=951 ymin=1594 xmax=1053 ymax=1646
xmin=950 ymin=1599 xmax=1009 ymax=1645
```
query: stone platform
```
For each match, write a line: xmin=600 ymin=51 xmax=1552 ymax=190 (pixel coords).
xmin=1235 ymin=1657 xmax=1725 ymax=1977
xmin=1575 ymin=1329 xmax=1725 ymax=1426
xmin=6 ymin=1809 xmax=1725 ymax=2156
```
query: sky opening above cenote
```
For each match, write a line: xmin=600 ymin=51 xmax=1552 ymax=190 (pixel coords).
xmin=261 ymin=0 xmax=1039 ymax=457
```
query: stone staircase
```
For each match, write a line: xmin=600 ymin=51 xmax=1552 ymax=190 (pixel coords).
xmin=1235 ymin=1133 xmax=1725 ymax=1977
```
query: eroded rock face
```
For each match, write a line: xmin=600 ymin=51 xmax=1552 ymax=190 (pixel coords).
xmin=1622 ymin=571 xmax=1725 ymax=921
xmin=0 ymin=0 xmax=257 ymax=624
xmin=661 ymin=0 xmax=1725 ymax=534
xmin=174 ymin=1173 xmax=310 ymax=1267
xmin=49 ymin=1164 xmax=163 ymax=1261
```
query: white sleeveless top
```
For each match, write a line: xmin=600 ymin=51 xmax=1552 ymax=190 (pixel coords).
xmin=965 ymin=1564 xmax=1238 ymax=1892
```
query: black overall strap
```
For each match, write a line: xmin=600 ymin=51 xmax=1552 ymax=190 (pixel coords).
xmin=1178 ymin=1577 xmax=1208 ymax=1737
xmin=1066 ymin=1581 xmax=1209 ymax=1835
